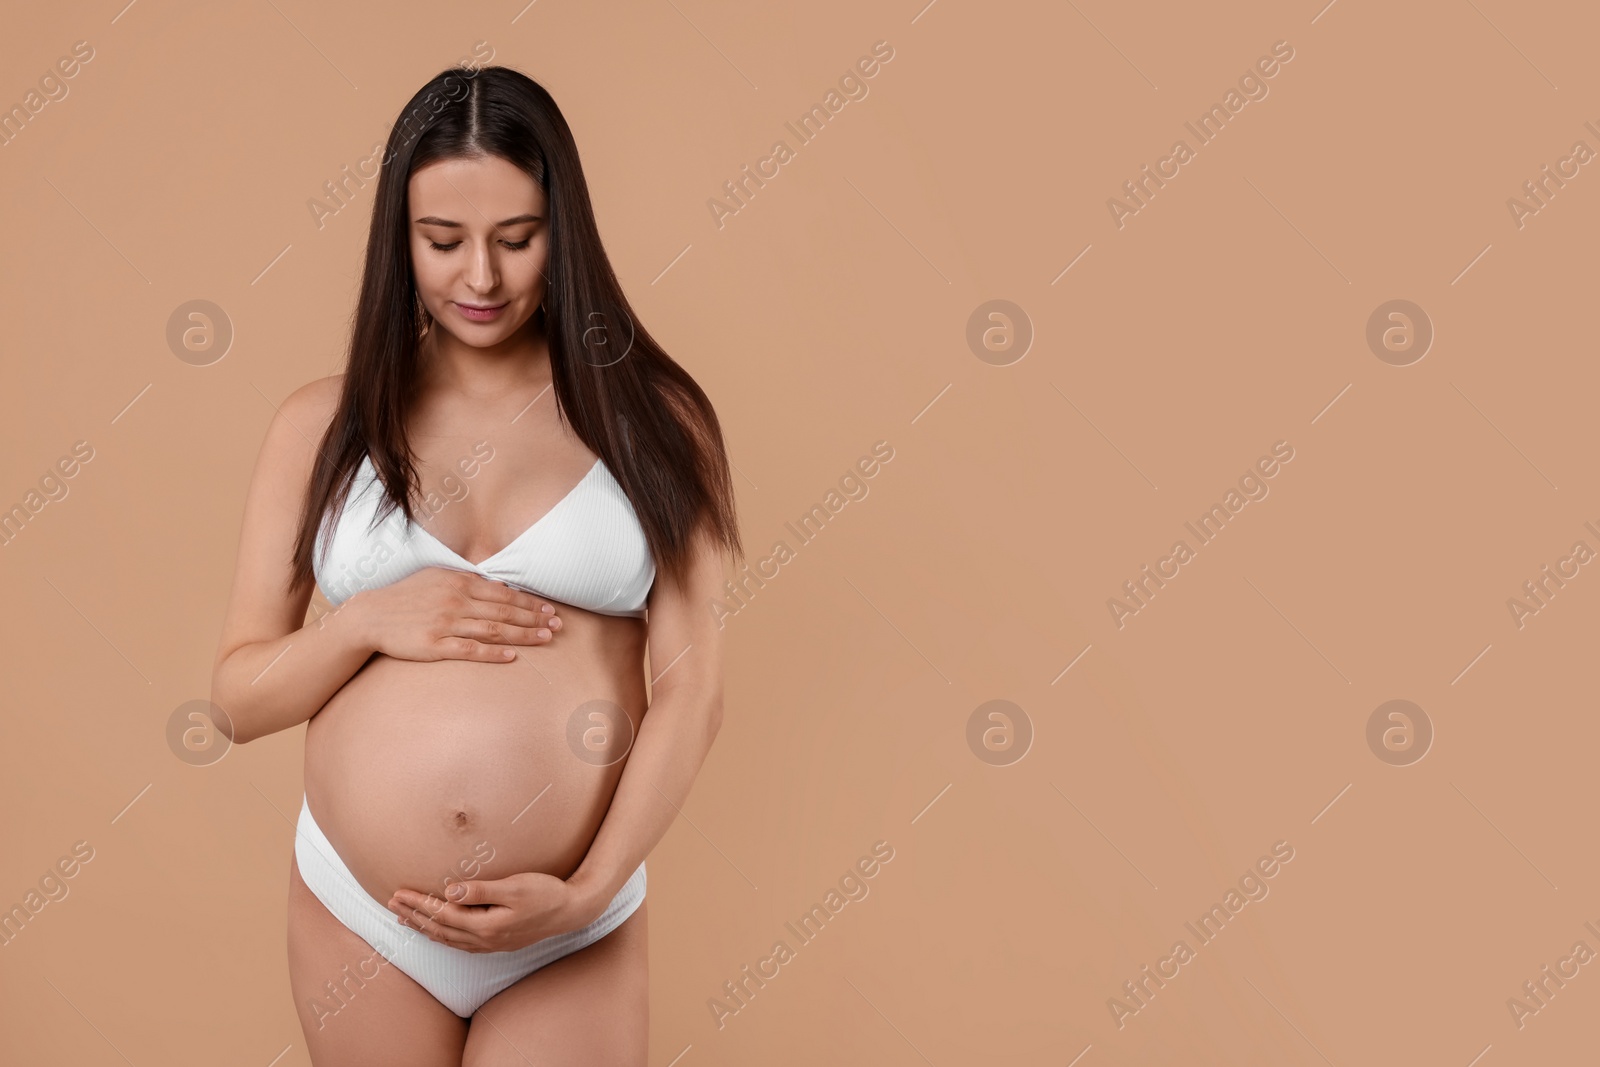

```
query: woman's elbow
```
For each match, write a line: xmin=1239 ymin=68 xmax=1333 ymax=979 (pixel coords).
xmin=208 ymin=670 xmax=258 ymax=747
xmin=703 ymin=690 xmax=724 ymax=746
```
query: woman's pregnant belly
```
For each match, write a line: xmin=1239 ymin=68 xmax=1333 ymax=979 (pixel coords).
xmin=304 ymin=605 xmax=648 ymax=908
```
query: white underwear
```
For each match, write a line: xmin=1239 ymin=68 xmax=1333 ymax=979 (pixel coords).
xmin=293 ymin=794 xmax=647 ymax=1018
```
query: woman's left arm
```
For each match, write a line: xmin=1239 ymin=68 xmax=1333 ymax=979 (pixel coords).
xmin=564 ymin=521 xmax=729 ymax=918
xmin=387 ymin=522 xmax=729 ymax=951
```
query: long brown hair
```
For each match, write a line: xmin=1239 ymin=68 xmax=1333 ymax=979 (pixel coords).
xmin=288 ymin=65 xmax=740 ymax=598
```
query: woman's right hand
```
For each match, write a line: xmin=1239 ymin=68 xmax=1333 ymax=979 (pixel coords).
xmin=347 ymin=567 xmax=561 ymax=662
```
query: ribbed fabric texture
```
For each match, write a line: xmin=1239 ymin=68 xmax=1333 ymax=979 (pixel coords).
xmin=313 ymin=453 xmax=656 ymax=617
xmin=294 ymin=794 xmax=647 ymax=1018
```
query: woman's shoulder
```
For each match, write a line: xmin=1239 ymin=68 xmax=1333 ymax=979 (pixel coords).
xmin=280 ymin=373 xmax=345 ymax=435
xmin=257 ymin=375 xmax=345 ymax=485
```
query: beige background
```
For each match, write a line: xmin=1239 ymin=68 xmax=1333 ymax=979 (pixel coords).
xmin=2 ymin=0 xmax=1597 ymax=1063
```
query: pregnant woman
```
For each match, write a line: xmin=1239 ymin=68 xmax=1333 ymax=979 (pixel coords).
xmin=211 ymin=66 xmax=739 ymax=1065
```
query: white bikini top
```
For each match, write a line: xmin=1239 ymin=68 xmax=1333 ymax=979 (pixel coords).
xmin=313 ymin=452 xmax=655 ymax=617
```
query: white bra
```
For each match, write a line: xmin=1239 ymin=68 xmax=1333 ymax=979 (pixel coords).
xmin=313 ymin=452 xmax=655 ymax=618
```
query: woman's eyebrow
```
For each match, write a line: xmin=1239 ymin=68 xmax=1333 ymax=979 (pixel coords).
xmin=414 ymin=213 xmax=541 ymax=228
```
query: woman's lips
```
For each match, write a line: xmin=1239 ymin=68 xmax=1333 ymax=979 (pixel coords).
xmin=455 ymin=301 xmax=508 ymax=322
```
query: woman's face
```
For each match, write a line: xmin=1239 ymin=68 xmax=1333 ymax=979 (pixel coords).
xmin=407 ymin=154 xmax=550 ymax=346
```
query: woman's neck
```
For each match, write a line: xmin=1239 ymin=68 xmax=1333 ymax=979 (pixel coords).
xmin=418 ymin=325 xmax=552 ymax=401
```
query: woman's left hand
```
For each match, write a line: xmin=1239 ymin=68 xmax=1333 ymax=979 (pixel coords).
xmin=386 ymin=872 xmax=598 ymax=953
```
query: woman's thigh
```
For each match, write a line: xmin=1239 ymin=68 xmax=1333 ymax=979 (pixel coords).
xmin=462 ymin=898 xmax=649 ymax=1067
xmin=286 ymin=852 xmax=469 ymax=1067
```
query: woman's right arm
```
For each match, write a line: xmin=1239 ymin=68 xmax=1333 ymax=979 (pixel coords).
xmin=210 ymin=375 xmax=374 ymax=746
xmin=210 ymin=375 xmax=566 ymax=745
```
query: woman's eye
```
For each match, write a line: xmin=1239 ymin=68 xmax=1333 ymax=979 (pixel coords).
xmin=427 ymin=239 xmax=532 ymax=251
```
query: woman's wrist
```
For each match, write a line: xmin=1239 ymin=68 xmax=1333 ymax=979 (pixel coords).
xmin=322 ymin=589 xmax=378 ymax=656
xmin=565 ymin=861 xmax=624 ymax=925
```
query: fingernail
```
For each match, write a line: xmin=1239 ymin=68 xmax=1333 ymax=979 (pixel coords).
xmin=537 ymin=629 xmax=551 ymax=638
xmin=447 ymin=883 xmax=466 ymax=900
